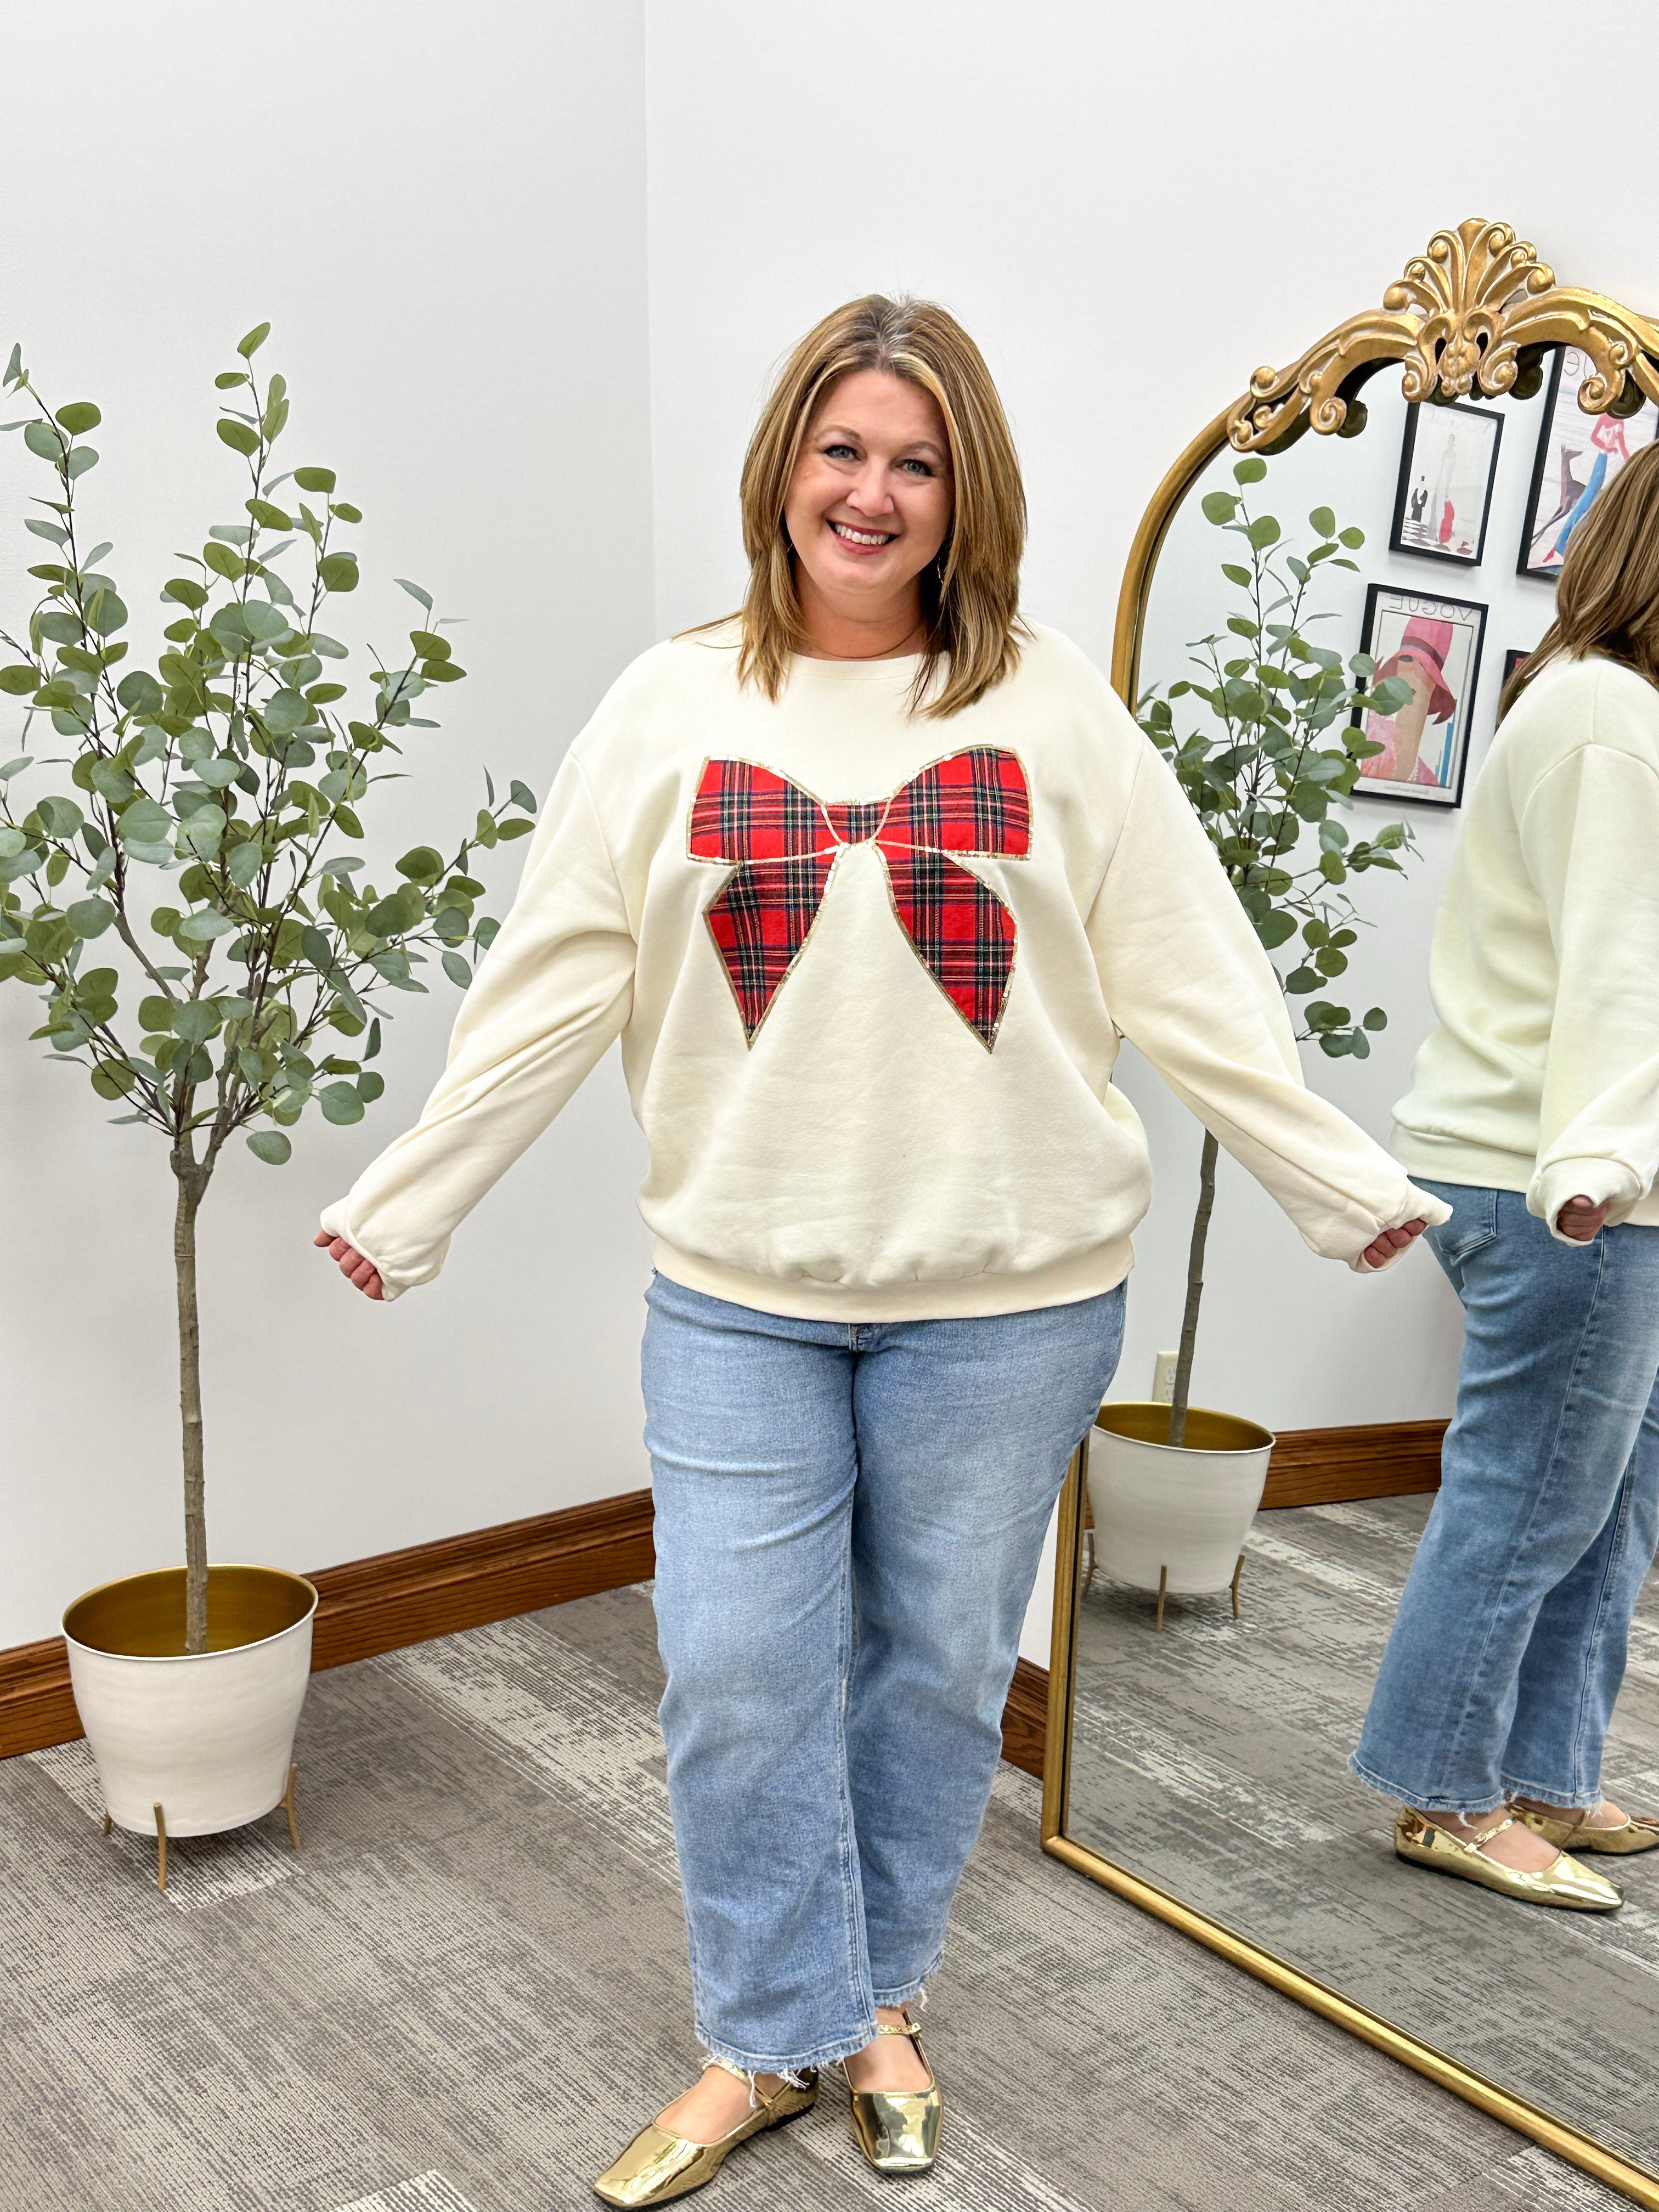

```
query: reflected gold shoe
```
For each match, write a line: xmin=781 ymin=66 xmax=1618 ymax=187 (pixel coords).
xmin=838 ymin=2008 xmax=942 ymax=2177
xmin=1517 ymin=1805 xmax=1659 ymax=1856
xmin=592 ymin=2063 xmax=817 ymax=2206
xmin=1394 ymin=1809 xmax=1622 ymax=1911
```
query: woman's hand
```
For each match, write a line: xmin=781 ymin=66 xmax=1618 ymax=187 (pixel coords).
xmin=1556 ymin=1194 xmax=1611 ymax=1244
xmin=313 ymin=1227 xmax=385 ymax=1300
xmin=1361 ymin=1217 xmax=1427 ymax=1269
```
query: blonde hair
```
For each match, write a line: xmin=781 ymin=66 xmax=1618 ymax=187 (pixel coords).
xmin=1503 ymin=436 xmax=1659 ymax=716
xmin=710 ymin=294 xmax=1028 ymax=719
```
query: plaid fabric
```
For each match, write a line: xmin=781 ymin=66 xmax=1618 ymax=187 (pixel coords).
xmin=688 ymin=748 xmax=1030 ymax=1047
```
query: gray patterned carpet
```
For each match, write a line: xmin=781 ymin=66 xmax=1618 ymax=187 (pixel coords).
xmin=0 ymin=1581 xmax=1638 ymax=2210
xmin=1070 ymin=1495 xmax=1659 ymax=2183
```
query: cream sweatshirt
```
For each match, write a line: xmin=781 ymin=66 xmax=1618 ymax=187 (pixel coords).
xmin=1394 ymin=653 xmax=1659 ymax=1239
xmin=320 ymin=625 xmax=1442 ymax=1317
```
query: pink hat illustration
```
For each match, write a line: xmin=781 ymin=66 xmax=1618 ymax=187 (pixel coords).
xmin=1375 ymin=616 xmax=1456 ymax=723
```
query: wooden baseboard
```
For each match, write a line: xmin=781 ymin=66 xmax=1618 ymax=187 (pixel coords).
xmin=1261 ymin=1418 xmax=1447 ymax=1509
xmin=2 ymin=1415 xmax=1449 ymax=1764
xmin=1000 ymin=1656 xmax=1049 ymax=1779
xmin=0 ymin=1488 xmax=656 ymax=1762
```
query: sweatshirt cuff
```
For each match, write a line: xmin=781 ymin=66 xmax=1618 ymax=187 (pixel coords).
xmin=1349 ymin=1181 xmax=1454 ymax=1273
xmin=317 ymin=1204 xmax=407 ymax=1304
xmin=1527 ymin=1158 xmax=1644 ymax=1244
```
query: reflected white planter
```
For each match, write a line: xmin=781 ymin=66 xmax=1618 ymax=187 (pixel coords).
xmin=1086 ymin=1401 xmax=1276 ymax=1609
xmin=62 ymin=1564 xmax=318 ymax=1838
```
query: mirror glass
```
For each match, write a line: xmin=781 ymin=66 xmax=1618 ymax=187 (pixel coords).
xmin=1062 ymin=346 xmax=1659 ymax=2185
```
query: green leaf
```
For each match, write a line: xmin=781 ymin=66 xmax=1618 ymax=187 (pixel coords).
xmin=396 ymin=844 xmax=444 ymax=885
xmin=1232 ymin=456 xmax=1267 ymax=484
xmin=217 ymin=418 xmax=261 ymax=456
xmin=395 ymin=577 xmax=433 ymax=612
xmin=23 ymin=419 xmax=64 ymax=462
xmin=139 ymin=993 xmax=173 ymax=1031
xmin=1245 ymin=515 xmax=1280 ymax=550
xmin=1200 ymin=492 xmax=1238 ymax=526
xmin=496 ymin=816 xmax=533 ymax=839
xmin=1255 ymin=911 xmax=1296 ymax=950
xmin=420 ymin=658 xmax=464 ymax=682
xmin=261 ymin=688 xmax=309 ymax=733
xmin=0 ymin=664 xmax=38 ymax=693
xmin=115 ymin=669 xmax=165 ymax=714
xmin=1220 ymin=563 xmax=1251 ymax=588
xmin=1363 ymin=1007 xmax=1388 ymax=1031
xmin=228 ymin=840 xmax=265 ymax=888
xmin=1308 ymin=505 xmax=1336 ymax=538
xmin=247 ymin=1128 xmax=291 ymax=1164
xmin=318 ymin=551 xmax=358 ymax=593
xmin=203 ymin=540 xmax=245 ymax=579
xmin=294 ymin=465 xmax=336 ymax=492
xmin=1338 ymin=526 xmax=1364 ymax=549
xmin=117 ymin=797 xmax=172 ymax=845
xmin=176 ymin=907 xmax=238 ymax=943
xmin=171 ymin=998 xmax=222 ymax=1042
xmin=84 ymin=586 xmax=128 ymax=636
xmin=236 ymin=321 xmax=272 ymax=359
xmin=442 ymin=949 xmax=471 ymax=987
xmin=509 ymin=780 xmax=537 ymax=814
xmin=409 ymin=629 xmax=449 ymax=659
xmin=319 ymin=1079 xmax=364 ymax=1125
xmin=65 ymin=896 xmax=114 ymax=939
xmin=163 ymin=575 xmax=208 ymax=610
xmin=54 ymin=401 xmax=101 ymax=435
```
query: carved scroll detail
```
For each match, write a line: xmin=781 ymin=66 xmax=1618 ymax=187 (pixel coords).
xmin=1228 ymin=218 xmax=1659 ymax=452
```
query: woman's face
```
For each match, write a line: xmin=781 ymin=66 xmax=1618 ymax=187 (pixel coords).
xmin=783 ymin=369 xmax=953 ymax=621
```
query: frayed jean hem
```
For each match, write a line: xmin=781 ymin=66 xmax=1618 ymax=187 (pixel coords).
xmin=1348 ymin=1749 xmax=1508 ymax=1818
xmin=870 ymin=1956 xmax=939 ymax=2010
xmin=697 ymin=2024 xmax=880 ymax=2076
xmin=1500 ymin=1774 xmax=1599 ymax=1809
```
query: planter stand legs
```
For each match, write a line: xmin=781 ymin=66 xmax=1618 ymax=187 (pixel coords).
xmin=1232 ymin=1552 xmax=1245 ymax=1619
xmin=1155 ymin=1566 xmax=1168 ymax=1632
xmin=94 ymin=1764 xmax=301 ymax=1891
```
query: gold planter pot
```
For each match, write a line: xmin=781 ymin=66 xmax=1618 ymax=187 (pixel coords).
xmin=62 ymin=1565 xmax=318 ymax=1861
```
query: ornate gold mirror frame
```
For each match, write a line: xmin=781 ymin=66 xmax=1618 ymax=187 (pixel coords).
xmin=1045 ymin=218 xmax=1659 ymax=2209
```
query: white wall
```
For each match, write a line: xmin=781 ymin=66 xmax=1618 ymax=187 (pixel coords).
xmin=12 ymin=0 xmax=1659 ymax=1655
xmin=0 ymin=2 xmax=657 ymax=1644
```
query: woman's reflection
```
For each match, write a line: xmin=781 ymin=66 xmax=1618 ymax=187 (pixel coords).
xmin=1355 ymin=444 xmax=1659 ymax=1907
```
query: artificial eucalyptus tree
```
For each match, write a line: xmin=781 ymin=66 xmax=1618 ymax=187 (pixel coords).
xmin=0 ymin=325 xmax=534 ymax=1651
xmin=1137 ymin=455 xmax=1416 ymax=1443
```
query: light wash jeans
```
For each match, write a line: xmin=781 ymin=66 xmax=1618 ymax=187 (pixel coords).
xmin=641 ymin=1272 xmax=1125 ymax=2074
xmin=1353 ymin=1181 xmax=1659 ymax=1815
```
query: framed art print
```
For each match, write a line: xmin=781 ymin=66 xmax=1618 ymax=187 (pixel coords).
xmin=1391 ymin=401 xmax=1504 ymax=566
xmin=1519 ymin=345 xmax=1659 ymax=580
xmin=1353 ymin=585 xmax=1487 ymax=809
xmin=1502 ymin=646 xmax=1530 ymax=693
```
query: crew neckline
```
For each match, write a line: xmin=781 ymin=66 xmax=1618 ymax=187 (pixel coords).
xmin=787 ymin=650 xmax=927 ymax=681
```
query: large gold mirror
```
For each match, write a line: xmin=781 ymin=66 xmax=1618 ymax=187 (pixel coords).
xmin=1045 ymin=219 xmax=1659 ymax=2208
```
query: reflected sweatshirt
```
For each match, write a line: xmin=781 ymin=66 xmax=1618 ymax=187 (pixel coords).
xmin=1394 ymin=654 xmax=1659 ymax=1239
xmin=320 ymin=625 xmax=1442 ymax=1317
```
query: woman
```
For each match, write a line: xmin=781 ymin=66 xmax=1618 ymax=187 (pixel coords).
xmin=1359 ymin=439 xmax=1659 ymax=1910
xmin=316 ymin=296 xmax=1436 ymax=2203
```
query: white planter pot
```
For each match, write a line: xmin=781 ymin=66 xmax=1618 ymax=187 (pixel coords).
xmin=1087 ymin=1401 xmax=1276 ymax=1599
xmin=63 ymin=1564 xmax=318 ymax=1838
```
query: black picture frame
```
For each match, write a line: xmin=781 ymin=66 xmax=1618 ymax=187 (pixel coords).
xmin=1352 ymin=583 xmax=1487 ymax=810
xmin=1390 ymin=400 xmax=1504 ymax=568
xmin=1517 ymin=343 xmax=1659 ymax=580
xmin=1502 ymin=647 xmax=1530 ymax=693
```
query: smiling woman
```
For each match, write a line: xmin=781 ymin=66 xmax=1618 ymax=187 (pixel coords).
xmin=314 ymin=289 xmax=1442 ymax=2204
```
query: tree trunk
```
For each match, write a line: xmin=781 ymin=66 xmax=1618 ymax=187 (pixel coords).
xmin=172 ymin=1147 xmax=210 ymax=1655
xmin=1167 ymin=1130 xmax=1218 ymax=1450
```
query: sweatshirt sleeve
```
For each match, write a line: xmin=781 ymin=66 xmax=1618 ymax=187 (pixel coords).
xmin=318 ymin=749 xmax=636 ymax=1299
xmin=1085 ymin=731 xmax=1449 ymax=1268
xmin=1520 ymin=730 xmax=1659 ymax=1240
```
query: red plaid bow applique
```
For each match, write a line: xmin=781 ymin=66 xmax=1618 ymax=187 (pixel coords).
xmin=688 ymin=747 xmax=1031 ymax=1048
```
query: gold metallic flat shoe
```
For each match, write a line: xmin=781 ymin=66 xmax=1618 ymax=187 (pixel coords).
xmin=1517 ymin=1805 xmax=1659 ymax=1856
xmin=592 ymin=2064 xmax=817 ymax=2207
xmin=1395 ymin=1809 xmax=1622 ymax=1911
xmin=837 ymin=2008 xmax=942 ymax=2177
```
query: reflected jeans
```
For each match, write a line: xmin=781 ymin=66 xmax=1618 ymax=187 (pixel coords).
xmin=642 ymin=1272 xmax=1125 ymax=2073
xmin=1353 ymin=1182 xmax=1659 ymax=1814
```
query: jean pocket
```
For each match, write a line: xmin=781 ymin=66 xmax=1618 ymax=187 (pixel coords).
xmin=1426 ymin=1182 xmax=1499 ymax=1271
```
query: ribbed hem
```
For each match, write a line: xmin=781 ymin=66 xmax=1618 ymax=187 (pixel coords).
xmin=650 ymin=1237 xmax=1133 ymax=1322
xmin=1389 ymin=1126 xmax=1534 ymax=1195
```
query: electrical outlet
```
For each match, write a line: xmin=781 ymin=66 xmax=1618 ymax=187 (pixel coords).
xmin=1153 ymin=1350 xmax=1178 ymax=1403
